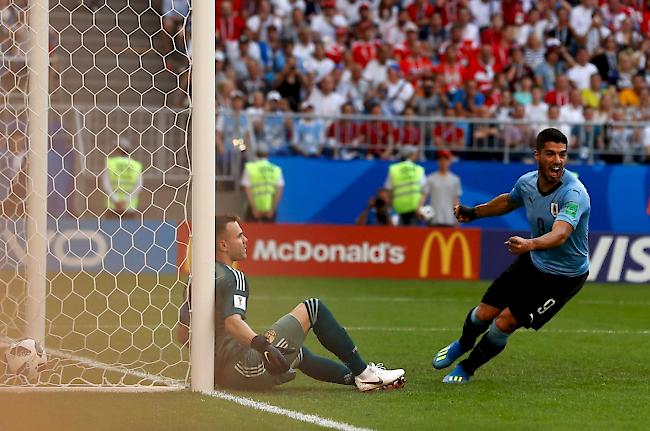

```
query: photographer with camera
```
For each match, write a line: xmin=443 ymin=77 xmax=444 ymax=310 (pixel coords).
xmin=356 ymin=187 xmax=396 ymax=226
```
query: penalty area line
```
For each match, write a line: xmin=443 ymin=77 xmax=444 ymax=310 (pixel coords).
xmin=208 ymin=390 xmax=374 ymax=431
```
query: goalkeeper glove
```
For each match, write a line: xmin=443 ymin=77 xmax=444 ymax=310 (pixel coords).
xmin=456 ymin=205 xmax=478 ymax=221
xmin=251 ymin=335 xmax=295 ymax=375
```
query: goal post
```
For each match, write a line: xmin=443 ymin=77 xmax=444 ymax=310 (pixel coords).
xmin=24 ymin=0 xmax=49 ymax=347
xmin=189 ymin=0 xmax=216 ymax=393
xmin=1 ymin=0 xmax=215 ymax=392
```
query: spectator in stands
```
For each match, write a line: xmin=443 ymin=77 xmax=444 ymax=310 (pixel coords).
xmin=523 ymin=34 xmax=546 ymax=71
xmin=384 ymin=9 xmax=409 ymax=46
xmin=356 ymin=187 xmax=395 ymax=226
xmin=570 ymin=0 xmax=596 ymax=43
xmin=337 ymin=63 xmax=370 ymax=113
xmin=614 ymin=51 xmax=635 ymax=90
xmin=513 ymin=76 xmax=533 ymax=106
xmin=450 ymin=79 xmax=486 ymax=116
xmin=504 ymin=46 xmax=534 ymax=90
xmin=360 ymin=103 xmax=393 ymax=159
xmin=582 ymin=73 xmax=606 ymax=109
xmin=363 ymin=44 xmax=390 ymax=87
xmin=422 ymin=149 xmax=462 ymax=227
xmin=413 ymin=76 xmax=447 ymax=116
xmin=384 ymin=145 xmax=425 ymax=226
xmin=292 ymin=26 xmax=315 ymax=66
xmin=537 ymin=104 xmax=571 ymax=144
xmin=547 ymin=6 xmax=577 ymax=55
xmin=326 ymin=26 xmax=349 ymax=64
xmin=591 ymin=35 xmax=619 ymax=86
xmin=515 ymin=7 xmax=547 ymax=47
xmin=327 ymin=102 xmax=361 ymax=160
xmin=291 ymin=101 xmax=326 ymax=157
xmin=471 ymin=105 xmax=500 ymax=160
xmin=526 ymin=86 xmax=549 ymax=126
xmin=406 ymin=0 xmax=434 ymax=32
xmin=533 ymin=41 xmax=565 ymax=92
xmin=352 ymin=21 xmax=378 ymax=67
xmin=385 ymin=63 xmax=414 ymax=116
xmin=217 ymin=0 xmax=246 ymax=59
xmin=604 ymin=108 xmax=635 ymax=163
xmin=595 ymin=92 xmax=615 ymax=123
xmin=281 ymin=6 xmax=306 ymax=42
xmin=216 ymin=90 xmax=250 ymax=161
xmin=560 ymin=89 xmax=586 ymax=147
xmin=102 ymin=137 xmax=143 ymax=219
xmin=503 ymin=103 xmax=533 ymax=160
xmin=241 ymin=143 xmax=284 ymax=222
xmin=425 ymin=12 xmax=448 ymax=52
xmin=310 ymin=0 xmax=347 ymax=41
xmin=577 ymin=105 xmax=605 ymax=162
xmin=456 ymin=6 xmax=480 ymax=48
xmin=615 ymin=17 xmax=642 ymax=50
xmin=240 ymin=59 xmax=268 ymax=96
xmin=0 ymin=120 xmax=27 ymax=218
xmin=433 ymin=107 xmax=466 ymax=152
xmin=307 ymin=75 xmax=346 ymax=119
xmin=567 ymin=47 xmax=599 ymax=91
xmin=304 ymin=41 xmax=336 ymax=84
xmin=544 ymin=74 xmax=572 ymax=106
xmin=261 ymin=91 xmax=292 ymax=156
xmin=246 ymin=0 xmax=282 ymax=43
xmin=392 ymin=106 xmax=422 ymax=159
xmin=466 ymin=44 xmax=501 ymax=94
xmin=468 ymin=0 xmax=501 ymax=31
xmin=273 ymin=55 xmax=306 ymax=111
xmin=619 ymin=73 xmax=647 ymax=108
xmin=585 ymin=9 xmax=611 ymax=56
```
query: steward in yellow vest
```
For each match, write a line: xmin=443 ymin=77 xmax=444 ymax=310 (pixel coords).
xmin=103 ymin=138 xmax=143 ymax=218
xmin=386 ymin=145 xmax=425 ymax=226
xmin=241 ymin=144 xmax=284 ymax=222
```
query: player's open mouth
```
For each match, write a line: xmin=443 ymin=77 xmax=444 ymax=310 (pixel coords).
xmin=549 ymin=166 xmax=561 ymax=178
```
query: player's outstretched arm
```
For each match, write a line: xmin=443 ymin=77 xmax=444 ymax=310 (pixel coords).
xmin=455 ymin=193 xmax=518 ymax=223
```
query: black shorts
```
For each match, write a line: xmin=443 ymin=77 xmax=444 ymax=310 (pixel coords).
xmin=481 ymin=252 xmax=588 ymax=330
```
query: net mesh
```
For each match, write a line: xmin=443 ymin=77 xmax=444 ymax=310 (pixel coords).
xmin=1 ymin=0 xmax=192 ymax=388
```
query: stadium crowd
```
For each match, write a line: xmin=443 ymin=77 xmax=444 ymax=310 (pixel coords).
xmin=163 ymin=0 xmax=650 ymax=163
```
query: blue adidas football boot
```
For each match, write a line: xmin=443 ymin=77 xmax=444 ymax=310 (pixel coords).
xmin=442 ymin=364 xmax=471 ymax=384
xmin=432 ymin=340 xmax=465 ymax=369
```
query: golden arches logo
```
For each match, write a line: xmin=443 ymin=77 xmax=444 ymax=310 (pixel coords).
xmin=419 ymin=231 xmax=473 ymax=279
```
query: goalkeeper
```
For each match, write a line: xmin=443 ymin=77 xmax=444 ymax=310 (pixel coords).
xmin=177 ymin=215 xmax=405 ymax=392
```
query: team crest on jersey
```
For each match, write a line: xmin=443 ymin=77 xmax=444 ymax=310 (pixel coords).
xmin=264 ymin=329 xmax=276 ymax=344
xmin=550 ymin=202 xmax=559 ymax=217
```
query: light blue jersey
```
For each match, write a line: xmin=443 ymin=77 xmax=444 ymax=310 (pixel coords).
xmin=509 ymin=170 xmax=590 ymax=276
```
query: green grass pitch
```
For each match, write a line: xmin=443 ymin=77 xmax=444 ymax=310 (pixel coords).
xmin=1 ymin=275 xmax=649 ymax=430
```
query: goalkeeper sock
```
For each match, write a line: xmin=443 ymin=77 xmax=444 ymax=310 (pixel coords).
xmin=303 ymin=298 xmax=367 ymax=376
xmin=459 ymin=321 xmax=510 ymax=375
xmin=458 ymin=307 xmax=490 ymax=351
xmin=296 ymin=347 xmax=354 ymax=385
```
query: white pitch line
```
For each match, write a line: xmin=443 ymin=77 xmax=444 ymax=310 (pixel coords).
xmin=208 ymin=390 xmax=374 ymax=431
xmin=1 ymin=336 xmax=375 ymax=430
xmin=344 ymin=326 xmax=650 ymax=335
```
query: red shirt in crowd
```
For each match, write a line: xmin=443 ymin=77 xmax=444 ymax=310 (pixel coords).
xmin=352 ymin=40 xmax=378 ymax=67
xmin=327 ymin=120 xmax=360 ymax=146
xmin=544 ymin=89 xmax=570 ymax=106
xmin=216 ymin=14 xmax=245 ymax=41
xmin=360 ymin=121 xmax=392 ymax=157
xmin=399 ymin=55 xmax=434 ymax=83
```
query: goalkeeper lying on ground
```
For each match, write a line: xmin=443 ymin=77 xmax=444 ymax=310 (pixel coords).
xmin=176 ymin=215 xmax=405 ymax=392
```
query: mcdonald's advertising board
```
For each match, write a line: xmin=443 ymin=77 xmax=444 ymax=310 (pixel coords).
xmin=177 ymin=223 xmax=480 ymax=280
xmin=235 ymin=224 xmax=481 ymax=280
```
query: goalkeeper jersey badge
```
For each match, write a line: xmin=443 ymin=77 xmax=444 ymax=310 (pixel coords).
xmin=264 ymin=329 xmax=276 ymax=344
xmin=550 ymin=202 xmax=559 ymax=217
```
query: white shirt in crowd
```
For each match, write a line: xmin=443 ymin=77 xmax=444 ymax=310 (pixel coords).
xmin=307 ymin=89 xmax=346 ymax=118
xmin=567 ymin=62 xmax=598 ymax=90
xmin=363 ymin=59 xmax=388 ymax=87
xmin=570 ymin=4 xmax=594 ymax=37
xmin=386 ymin=78 xmax=414 ymax=115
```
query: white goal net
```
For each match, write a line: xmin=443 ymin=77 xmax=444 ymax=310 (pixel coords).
xmin=0 ymin=0 xmax=199 ymax=390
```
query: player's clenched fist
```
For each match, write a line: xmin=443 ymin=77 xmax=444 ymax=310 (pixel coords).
xmin=251 ymin=335 xmax=294 ymax=375
xmin=454 ymin=204 xmax=477 ymax=223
